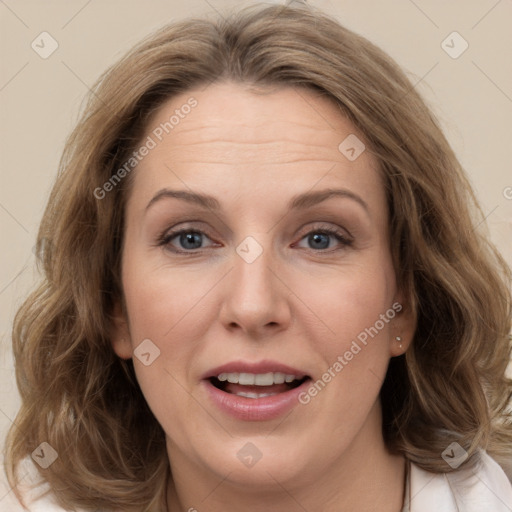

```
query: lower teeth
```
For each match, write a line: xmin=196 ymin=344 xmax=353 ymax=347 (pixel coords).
xmin=235 ymin=391 xmax=278 ymax=399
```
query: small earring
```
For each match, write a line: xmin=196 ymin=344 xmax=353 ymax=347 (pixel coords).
xmin=395 ymin=336 xmax=403 ymax=349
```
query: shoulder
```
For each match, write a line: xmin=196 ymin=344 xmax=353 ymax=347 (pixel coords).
xmin=1 ymin=477 xmax=66 ymax=512
xmin=409 ymin=451 xmax=512 ymax=512
xmin=1 ymin=457 xmax=82 ymax=512
xmin=3 ymin=491 xmax=67 ymax=512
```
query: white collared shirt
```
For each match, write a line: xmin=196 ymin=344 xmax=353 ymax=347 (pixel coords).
xmin=403 ymin=451 xmax=512 ymax=512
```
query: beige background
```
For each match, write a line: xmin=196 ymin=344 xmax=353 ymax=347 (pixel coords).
xmin=1 ymin=0 xmax=511 ymax=505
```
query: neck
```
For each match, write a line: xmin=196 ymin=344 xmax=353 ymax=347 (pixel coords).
xmin=165 ymin=403 xmax=406 ymax=512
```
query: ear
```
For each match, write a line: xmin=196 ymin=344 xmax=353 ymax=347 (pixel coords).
xmin=110 ymin=300 xmax=133 ymax=360
xmin=389 ymin=293 xmax=417 ymax=357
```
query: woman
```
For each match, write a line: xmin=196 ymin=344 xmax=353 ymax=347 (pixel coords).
xmin=4 ymin=3 xmax=512 ymax=511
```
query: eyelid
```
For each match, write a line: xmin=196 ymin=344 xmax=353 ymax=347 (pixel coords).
xmin=157 ymin=220 xmax=354 ymax=254
xmin=156 ymin=225 xmax=217 ymax=251
xmin=293 ymin=224 xmax=354 ymax=252
xmin=296 ymin=221 xmax=353 ymax=241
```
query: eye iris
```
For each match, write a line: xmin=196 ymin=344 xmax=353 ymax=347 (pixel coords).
xmin=180 ymin=232 xmax=202 ymax=249
xmin=168 ymin=230 xmax=341 ymax=252
xmin=309 ymin=233 xmax=330 ymax=249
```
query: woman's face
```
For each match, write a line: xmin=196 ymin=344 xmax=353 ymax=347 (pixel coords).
xmin=112 ymin=81 xmax=414 ymax=490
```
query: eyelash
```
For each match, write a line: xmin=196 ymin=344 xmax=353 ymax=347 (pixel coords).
xmin=156 ymin=224 xmax=353 ymax=255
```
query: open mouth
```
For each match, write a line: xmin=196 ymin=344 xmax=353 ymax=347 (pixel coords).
xmin=209 ymin=372 xmax=310 ymax=399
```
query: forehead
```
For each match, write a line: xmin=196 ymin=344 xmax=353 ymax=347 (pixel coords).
xmin=126 ymin=81 xmax=385 ymax=219
xmin=144 ymin=82 xmax=358 ymax=163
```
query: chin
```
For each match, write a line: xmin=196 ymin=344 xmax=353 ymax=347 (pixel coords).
xmin=188 ymin=433 xmax=322 ymax=488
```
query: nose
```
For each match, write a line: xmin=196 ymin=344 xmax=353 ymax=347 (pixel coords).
xmin=218 ymin=236 xmax=292 ymax=338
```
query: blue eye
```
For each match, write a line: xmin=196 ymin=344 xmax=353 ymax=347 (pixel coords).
xmin=160 ymin=230 xmax=214 ymax=252
xmin=157 ymin=226 xmax=352 ymax=254
xmin=305 ymin=232 xmax=336 ymax=250
xmin=296 ymin=228 xmax=353 ymax=251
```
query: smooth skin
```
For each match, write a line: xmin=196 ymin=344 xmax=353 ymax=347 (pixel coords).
xmin=111 ymin=81 xmax=416 ymax=512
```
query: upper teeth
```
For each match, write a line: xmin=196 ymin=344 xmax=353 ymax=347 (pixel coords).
xmin=217 ymin=372 xmax=298 ymax=385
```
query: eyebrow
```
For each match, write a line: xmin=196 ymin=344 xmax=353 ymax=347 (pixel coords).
xmin=145 ymin=187 xmax=369 ymax=214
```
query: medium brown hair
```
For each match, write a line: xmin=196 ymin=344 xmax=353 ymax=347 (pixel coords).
xmin=4 ymin=3 xmax=512 ymax=511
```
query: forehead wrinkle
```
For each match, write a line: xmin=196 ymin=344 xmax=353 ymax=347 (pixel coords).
xmin=148 ymin=112 xmax=341 ymax=141
xmin=159 ymin=158 xmax=345 ymax=166
xmin=156 ymin=128 xmax=338 ymax=147
xmin=151 ymin=144 xmax=343 ymax=166
xmin=159 ymin=139 xmax=340 ymax=151
xmin=161 ymin=119 xmax=335 ymax=131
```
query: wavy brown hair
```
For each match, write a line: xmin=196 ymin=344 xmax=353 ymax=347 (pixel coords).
xmin=4 ymin=3 xmax=512 ymax=511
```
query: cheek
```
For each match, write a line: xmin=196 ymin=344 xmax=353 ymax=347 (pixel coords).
xmin=298 ymin=257 xmax=396 ymax=396
xmin=120 ymin=251 xmax=219 ymax=408
xmin=121 ymin=257 xmax=213 ymax=439
xmin=301 ymin=258 xmax=395 ymax=346
xmin=122 ymin=254 xmax=216 ymax=344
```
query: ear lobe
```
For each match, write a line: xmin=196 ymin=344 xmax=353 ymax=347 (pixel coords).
xmin=110 ymin=300 xmax=133 ymax=360
xmin=390 ymin=296 xmax=417 ymax=357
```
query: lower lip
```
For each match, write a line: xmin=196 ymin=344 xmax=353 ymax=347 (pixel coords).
xmin=203 ymin=379 xmax=311 ymax=421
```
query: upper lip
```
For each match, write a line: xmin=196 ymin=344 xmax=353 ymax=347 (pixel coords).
xmin=202 ymin=360 xmax=310 ymax=380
